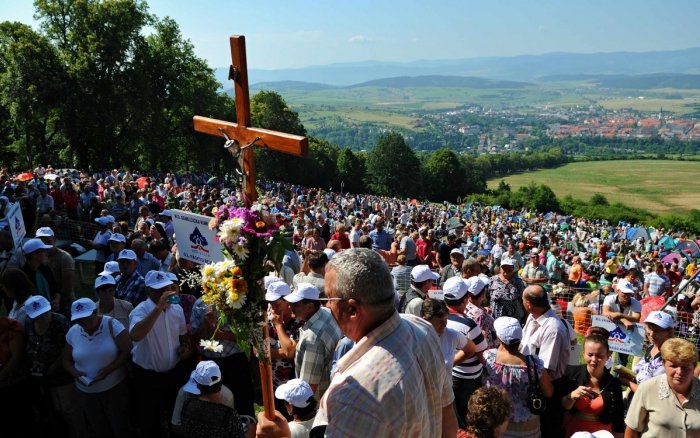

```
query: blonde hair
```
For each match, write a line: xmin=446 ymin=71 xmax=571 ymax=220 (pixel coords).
xmin=661 ymin=338 xmax=697 ymax=364
xmin=572 ymin=293 xmax=589 ymax=307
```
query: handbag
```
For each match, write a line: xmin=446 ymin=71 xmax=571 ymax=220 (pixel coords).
xmin=525 ymin=355 xmax=547 ymax=415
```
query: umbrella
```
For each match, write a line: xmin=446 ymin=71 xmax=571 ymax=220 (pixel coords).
xmin=16 ymin=172 xmax=34 ymax=181
xmin=135 ymin=176 xmax=149 ymax=189
xmin=43 ymin=173 xmax=59 ymax=180
xmin=207 ymin=176 xmax=219 ymax=185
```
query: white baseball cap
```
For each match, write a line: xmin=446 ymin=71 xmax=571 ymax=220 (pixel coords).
xmin=117 ymin=249 xmax=137 ymax=261
xmin=411 ymin=265 xmax=439 ymax=283
xmin=35 ymin=227 xmax=55 ymax=237
xmin=616 ymin=280 xmax=635 ymax=294
xmin=193 ymin=360 xmax=222 ymax=386
xmin=645 ymin=311 xmax=674 ymax=329
xmin=443 ymin=276 xmax=468 ymax=301
xmin=494 ymin=316 xmax=522 ymax=345
xmin=71 ymin=298 xmax=96 ymax=321
xmin=108 ymin=233 xmax=126 ymax=243
xmin=94 ymin=275 xmax=116 ymax=290
xmin=23 ymin=238 xmax=52 ymax=254
xmin=183 ymin=361 xmax=223 ymax=394
xmin=24 ymin=295 xmax=51 ymax=319
xmin=99 ymin=261 xmax=120 ymax=276
xmin=145 ymin=270 xmax=172 ymax=289
xmin=570 ymin=431 xmax=614 ymax=438
xmin=284 ymin=283 xmax=320 ymax=303
xmin=275 ymin=378 xmax=314 ymax=408
xmin=464 ymin=276 xmax=488 ymax=296
xmin=266 ymin=281 xmax=291 ymax=301
xmin=500 ymin=257 xmax=515 ymax=267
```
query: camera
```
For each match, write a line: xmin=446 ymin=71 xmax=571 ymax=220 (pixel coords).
xmin=167 ymin=294 xmax=180 ymax=304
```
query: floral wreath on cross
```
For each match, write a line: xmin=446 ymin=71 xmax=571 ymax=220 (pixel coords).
xmin=199 ymin=202 xmax=291 ymax=362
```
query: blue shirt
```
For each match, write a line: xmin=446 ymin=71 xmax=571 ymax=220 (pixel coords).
xmin=369 ymin=228 xmax=392 ymax=251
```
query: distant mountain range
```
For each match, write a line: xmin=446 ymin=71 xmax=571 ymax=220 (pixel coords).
xmin=215 ymin=47 xmax=700 ymax=88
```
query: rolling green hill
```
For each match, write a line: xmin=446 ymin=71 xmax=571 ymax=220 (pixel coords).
xmin=487 ymin=160 xmax=700 ymax=215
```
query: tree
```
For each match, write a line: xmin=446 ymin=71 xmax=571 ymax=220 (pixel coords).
xmin=250 ymin=90 xmax=307 ymax=182
xmin=365 ymin=132 xmax=421 ymax=197
xmin=336 ymin=148 xmax=365 ymax=193
xmin=299 ymin=137 xmax=340 ymax=188
xmin=134 ymin=17 xmax=226 ymax=171
xmin=422 ymin=148 xmax=465 ymax=202
xmin=589 ymin=193 xmax=609 ymax=206
xmin=0 ymin=22 xmax=66 ymax=168
xmin=35 ymin=0 xmax=151 ymax=169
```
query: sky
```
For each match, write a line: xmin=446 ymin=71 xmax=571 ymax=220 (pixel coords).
xmin=4 ymin=0 xmax=699 ymax=70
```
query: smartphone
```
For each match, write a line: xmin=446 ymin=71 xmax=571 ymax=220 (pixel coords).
xmin=167 ymin=294 xmax=181 ymax=304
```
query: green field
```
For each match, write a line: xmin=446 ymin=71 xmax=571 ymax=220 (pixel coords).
xmin=487 ymin=160 xmax=700 ymax=216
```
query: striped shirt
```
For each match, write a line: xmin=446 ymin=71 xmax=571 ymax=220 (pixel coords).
xmin=644 ymin=272 xmax=669 ymax=296
xmin=447 ymin=310 xmax=488 ymax=380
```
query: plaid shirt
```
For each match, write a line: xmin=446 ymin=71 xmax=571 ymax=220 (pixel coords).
xmin=391 ymin=265 xmax=412 ymax=296
xmin=295 ymin=307 xmax=342 ymax=399
xmin=115 ymin=270 xmax=146 ymax=306
xmin=314 ymin=313 xmax=453 ymax=436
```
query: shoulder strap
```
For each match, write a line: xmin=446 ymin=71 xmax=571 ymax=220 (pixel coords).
xmin=526 ymin=355 xmax=540 ymax=384
xmin=105 ymin=316 xmax=116 ymax=341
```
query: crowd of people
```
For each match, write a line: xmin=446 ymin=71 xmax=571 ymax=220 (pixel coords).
xmin=1 ymin=165 xmax=700 ymax=438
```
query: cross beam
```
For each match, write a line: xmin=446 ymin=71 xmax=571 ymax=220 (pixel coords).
xmin=193 ymin=36 xmax=308 ymax=204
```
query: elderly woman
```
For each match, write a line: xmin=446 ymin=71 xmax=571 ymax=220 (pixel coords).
xmin=618 ymin=311 xmax=674 ymax=397
xmin=625 ymin=338 xmax=700 ymax=437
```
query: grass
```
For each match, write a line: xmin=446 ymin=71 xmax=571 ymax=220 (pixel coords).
xmin=487 ymin=160 xmax=700 ymax=216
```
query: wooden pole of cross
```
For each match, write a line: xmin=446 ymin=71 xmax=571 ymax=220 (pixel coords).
xmin=193 ymin=35 xmax=308 ymax=205
xmin=193 ymin=36 xmax=308 ymax=421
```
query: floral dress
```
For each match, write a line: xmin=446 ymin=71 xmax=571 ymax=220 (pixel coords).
xmin=488 ymin=274 xmax=525 ymax=321
xmin=484 ymin=349 xmax=544 ymax=438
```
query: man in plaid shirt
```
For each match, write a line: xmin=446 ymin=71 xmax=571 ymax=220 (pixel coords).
xmin=284 ymin=283 xmax=342 ymax=400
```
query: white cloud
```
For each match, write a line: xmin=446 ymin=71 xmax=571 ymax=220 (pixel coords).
xmin=349 ymin=34 xmax=373 ymax=44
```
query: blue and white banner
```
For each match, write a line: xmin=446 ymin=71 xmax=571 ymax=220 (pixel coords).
xmin=7 ymin=202 xmax=25 ymax=250
xmin=591 ymin=314 xmax=645 ymax=357
xmin=171 ymin=210 xmax=224 ymax=265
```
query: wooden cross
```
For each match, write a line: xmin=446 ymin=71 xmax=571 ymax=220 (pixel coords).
xmin=193 ymin=35 xmax=308 ymax=205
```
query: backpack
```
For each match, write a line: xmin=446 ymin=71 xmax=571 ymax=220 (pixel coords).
xmin=399 ymin=288 xmax=422 ymax=313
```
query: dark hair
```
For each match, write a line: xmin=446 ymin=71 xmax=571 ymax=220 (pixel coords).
xmin=444 ymin=293 xmax=467 ymax=307
xmin=290 ymin=396 xmax=318 ymax=419
xmin=585 ymin=327 xmax=610 ymax=352
xmin=358 ymin=235 xmax=373 ymax=249
xmin=197 ymin=381 xmax=223 ymax=395
xmin=149 ymin=240 xmax=168 ymax=253
xmin=307 ymin=251 xmax=329 ymax=270
xmin=420 ymin=298 xmax=448 ymax=320
xmin=0 ymin=268 xmax=35 ymax=299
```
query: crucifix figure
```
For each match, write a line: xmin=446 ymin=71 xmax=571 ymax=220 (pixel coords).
xmin=193 ymin=35 xmax=308 ymax=205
